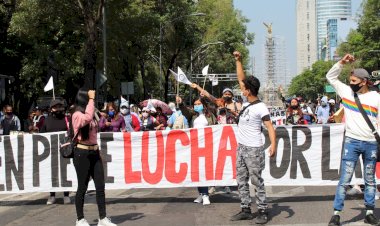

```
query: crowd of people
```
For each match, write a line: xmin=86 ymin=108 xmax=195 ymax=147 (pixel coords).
xmin=0 ymin=51 xmax=379 ymax=226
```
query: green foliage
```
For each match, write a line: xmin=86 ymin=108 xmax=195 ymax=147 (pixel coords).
xmin=288 ymin=60 xmax=334 ymax=100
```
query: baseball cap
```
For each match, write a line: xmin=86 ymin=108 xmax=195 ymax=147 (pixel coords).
xmin=351 ymin=68 xmax=370 ymax=80
xmin=49 ymin=99 xmax=64 ymax=108
xmin=328 ymin=99 xmax=335 ymax=104
xmin=222 ymin=88 xmax=233 ymax=95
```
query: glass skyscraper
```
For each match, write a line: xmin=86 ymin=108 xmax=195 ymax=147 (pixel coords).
xmin=316 ymin=0 xmax=351 ymax=60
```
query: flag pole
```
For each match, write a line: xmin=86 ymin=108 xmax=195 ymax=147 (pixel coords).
xmin=202 ymin=76 xmax=208 ymax=90
xmin=53 ymin=87 xmax=55 ymax=100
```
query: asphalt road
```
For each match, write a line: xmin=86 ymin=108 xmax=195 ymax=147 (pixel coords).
xmin=0 ymin=186 xmax=377 ymax=226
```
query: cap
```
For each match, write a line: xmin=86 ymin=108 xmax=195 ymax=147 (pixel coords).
xmin=222 ymin=88 xmax=233 ymax=95
xmin=33 ymin=106 xmax=41 ymax=111
xmin=142 ymin=107 xmax=150 ymax=112
xmin=49 ymin=99 xmax=64 ymax=108
xmin=328 ymin=99 xmax=335 ymax=104
xmin=352 ymin=68 xmax=370 ymax=80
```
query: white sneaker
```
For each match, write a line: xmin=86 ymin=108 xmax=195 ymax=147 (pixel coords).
xmin=202 ymin=195 xmax=210 ymax=205
xmin=46 ymin=196 xmax=56 ymax=205
xmin=97 ymin=217 xmax=117 ymax=226
xmin=64 ymin=196 xmax=71 ymax=204
xmin=76 ymin=218 xmax=90 ymax=226
xmin=193 ymin=195 xmax=203 ymax=203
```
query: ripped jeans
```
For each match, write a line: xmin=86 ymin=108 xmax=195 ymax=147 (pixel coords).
xmin=333 ymin=137 xmax=378 ymax=211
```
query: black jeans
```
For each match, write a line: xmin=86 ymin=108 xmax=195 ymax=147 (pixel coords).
xmin=73 ymin=148 xmax=106 ymax=220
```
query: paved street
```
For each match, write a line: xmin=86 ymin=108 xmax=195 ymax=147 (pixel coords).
xmin=0 ymin=186 xmax=378 ymax=226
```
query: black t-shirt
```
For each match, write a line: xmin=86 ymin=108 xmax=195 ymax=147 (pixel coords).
xmin=40 ymin=114 xmax=67 ymax=133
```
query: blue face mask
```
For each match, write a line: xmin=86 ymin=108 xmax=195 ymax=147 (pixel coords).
xmin=108 ymin=111 xmax=115 ymax=118
xmin=194 ymin=105 xmax=204 ymax=113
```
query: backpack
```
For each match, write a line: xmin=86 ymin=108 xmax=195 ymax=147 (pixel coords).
xmin=173 ymin=114 xmax=185 ymax=129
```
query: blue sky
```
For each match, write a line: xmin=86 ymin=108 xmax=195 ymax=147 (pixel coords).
xmin=233 ymin=0 xmax=363 ymax=78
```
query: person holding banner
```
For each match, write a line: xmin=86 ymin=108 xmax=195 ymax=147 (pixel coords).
xmin=72 ymin=89 xmax=116 ymax=226
xmin=326 ymin=54 xmax=380 ymax=226
xmin=99 ymin=102 xmax=125 ymax=132
xmin=230 ymin=51 xmax=276 ymax=224
xmin=176 ymin=95 xmax=217 ymax=205
xmin=40 ymin=99 xmax=71 ymax=205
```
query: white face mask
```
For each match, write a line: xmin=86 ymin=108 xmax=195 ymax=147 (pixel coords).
xmin=120 ymin=109 xmax=129 ymax=115
xmin=142 ymin=112 xmax=149 ymax=118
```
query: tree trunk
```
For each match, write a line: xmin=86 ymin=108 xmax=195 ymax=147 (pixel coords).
xmin=164 ymin=50 xmax=179 ymax=102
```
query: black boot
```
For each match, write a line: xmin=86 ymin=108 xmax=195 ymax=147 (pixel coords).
xmin=364 ymin=214 xmax=380 ymax=225
xmin=328 ymin=215 xmax=340 ymax=226
xmin=230 ymin=208 xmax=254 ymax=221
xmin=255 ymin=209 xmax=268 ymax=224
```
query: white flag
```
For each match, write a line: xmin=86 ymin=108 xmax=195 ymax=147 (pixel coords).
xmin=202 ymin=65 xmax=209 ymax=76
xmin=146 ymin=99 xmax=156 ymax=112
xmin=44 ymin=76 xmax=54 ymax=92
xmin=169 ymin=67 xmax=192 ymax=85
xmin=212 ymin=77 xmax=218 ymax=86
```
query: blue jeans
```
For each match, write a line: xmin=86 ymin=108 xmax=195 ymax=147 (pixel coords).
xmin=333 ymin=137 xmax=378 ymax=211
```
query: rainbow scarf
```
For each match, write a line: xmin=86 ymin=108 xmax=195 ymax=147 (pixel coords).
xmin=342 ymin=98 xmax=378 ymax=118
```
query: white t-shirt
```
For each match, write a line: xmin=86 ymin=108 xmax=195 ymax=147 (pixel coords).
xmin=193 ymin=114 xmax=209 ymax=128
xmin=237 ymin=102 xmax=270 ymax=147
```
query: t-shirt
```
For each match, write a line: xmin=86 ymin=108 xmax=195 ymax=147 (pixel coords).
xmin=193 ymin=114 xmax=209 ymax=129
xmin=237 ymin=102 xmax=270 ymax=147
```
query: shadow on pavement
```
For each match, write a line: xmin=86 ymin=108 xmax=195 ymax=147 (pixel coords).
xmin=110 ymin=212 xmax=145 ymax=224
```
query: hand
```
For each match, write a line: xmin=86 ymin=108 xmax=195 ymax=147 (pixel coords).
xmin=176 ymin=95 xmax=182 ymax=104
xmin=105 ymin=122 xmax=111 ymax=126
xmin=88 ymin=90 xmax=96 ymax=100
xmin=191 ymin=83 xmax=198 ymax=89
xmin=233 ymin=51 xmax=242 ymax=61
xmin=268 ymin=145 xmax=276 ymax=157
xmin=339 ymin=54 xmax=355 ymax=65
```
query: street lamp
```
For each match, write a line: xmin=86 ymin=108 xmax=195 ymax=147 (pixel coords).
xmin=159 ymin=12 xmax=205 ymax=96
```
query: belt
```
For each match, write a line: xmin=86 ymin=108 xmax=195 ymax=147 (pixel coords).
xmin=76 ymin=144 xmax=99 ymax=150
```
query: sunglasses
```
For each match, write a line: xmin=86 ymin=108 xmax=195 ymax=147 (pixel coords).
xmin=142 ymin=110 xmax=149 ymax=113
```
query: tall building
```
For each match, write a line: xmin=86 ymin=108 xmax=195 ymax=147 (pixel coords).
xmin=296 ymin=0 xmax=317 ymax=75
xmin=316 ymin=0 xmax=351 ymax=60
xmin=326 ymin=19 xmax=338 ymax=61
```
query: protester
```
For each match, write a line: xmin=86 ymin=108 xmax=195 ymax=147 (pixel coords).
xmin=328 ymin=99 xmax=336 ymax=123
xmin=30 ymin=106 xmax=45 ymax=133
xmin=177 ymin=95 xmax=217 ymax=205
xmin=24 ymin=111 xmax=35 ymax=133
xmin=300 ymin=99 xmax=315 ymax=124
xmin=154 ymin=107 xmax=168 ymax=130
xmin=316 ymin=96 xmax=330 ymax=124
xmin=166 ymin=102 xmax=189 ymax=130
xmin=230 ymin=51 xmax=276 ymax=224
xmin=99 ymin=102 xmax=125 ymax=132
xmin=0 ymin=105 xmax=21 ymax=135
xmin=119 ymin=98 xmax=140 ymax=132
xmin=326 ymin=54 xmax=380 ymax=226
xmin=140 ymin=107 xmax=163 ymax=131
xmin=40 ymin=99 xmax=71 ymax=205
xmin=286 ymin=98 xmax=304 ymax=125
xmin=130 ymin=104 xmax=143 ymax=127
xmin=72 ymin=89 xmax=116 ymax=226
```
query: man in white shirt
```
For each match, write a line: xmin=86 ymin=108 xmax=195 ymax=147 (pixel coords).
xmin=327 ymin=54 xmax=380 ymax=226
xmin=230 ymin=51 xmax=276 ymax=224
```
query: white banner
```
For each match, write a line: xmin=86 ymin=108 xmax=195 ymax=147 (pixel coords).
xmin=0 ymin=124 xmax=374 ymax=194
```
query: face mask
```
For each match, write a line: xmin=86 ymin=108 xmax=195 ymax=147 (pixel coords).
xmin=291 ymin=105 xmax=298 ymax=109
xmin=321 ymin=102 xmax=327 ymax=107
xmin=120 ymin=109 xmax=130 ymax=115
xmin=6 ymin=112 xmax=12 ymax=116
xmin=223 ymin=96 xmax=232 ymax=102
xmin=43 ymin=113 xmax=48 ymax=118
xmin=194 ymin=105 xmax=204 ymax=113
xmin=300 ymin=103 xmax=304 ymax=107
xmin=52 ymin=111 xmax=65 ymax=118
xmin=142 ymin=112 xmax=149 ymax=118
xmin=108 ymin=111 xmax=115 ymax=118
xmin=350 ymin=83 xmax=362 ymax=93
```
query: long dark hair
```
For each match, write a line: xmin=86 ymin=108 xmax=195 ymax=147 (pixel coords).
xmin=195 ymin=96 xmax=215 ymax=119
xmin=72 ymin=88 xmax=90 ymax=140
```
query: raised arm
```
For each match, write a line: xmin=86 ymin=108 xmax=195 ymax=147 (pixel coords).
xmin=190 ymin=83 xmax=217 ymax=103
xmin=233 ymin=51 xmax=245 ymax=91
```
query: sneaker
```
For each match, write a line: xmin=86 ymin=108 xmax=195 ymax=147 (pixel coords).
xmin=256 ymin=209 xmax=269 ymax=224
xmin=194 ymin=195 xmax=203 ymax=203
xmin=208 ymin=186 xmax=216 ymax=195
xmin=230 ymin=208 xmax=254 ymax=221
xmin=98 ymin=217 xmax=117 ymax=226
xmin=46 ymin=196 xmax=56 ymax=205
xmin=328 ymin=215 xmax=340 ymax=226
xmin=63 ymin=196 xmax=71 ymax=204
xmin=224 ymin=186 xmax=231 ymax=194
xmin=202 ymin=195 xmax=210 ymax=205
xmin=76 ymin=218 xmax=90 ymax=226
xmin=364 ymin=214 xmax=379 ymax=225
